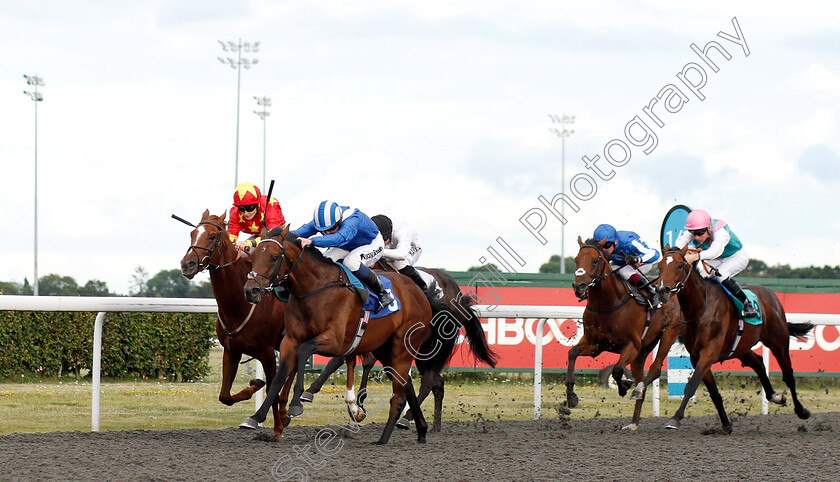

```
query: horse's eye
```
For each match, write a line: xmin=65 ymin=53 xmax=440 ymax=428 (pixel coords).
xmin=209 ymin=234 xmax=216 ymax=240
xmin=271 ymin=255 xmax=279 ymax=262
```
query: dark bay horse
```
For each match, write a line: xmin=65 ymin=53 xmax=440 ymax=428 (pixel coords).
xmin=240 ymin=227 xmax=456 ymax=444
xmin=570 ymin=237 xmax=683 ymax=429
xmin=295 ymin=265 xmax=498 ymax=432
xmin=656 ymin=245 xmax=813 ymax=433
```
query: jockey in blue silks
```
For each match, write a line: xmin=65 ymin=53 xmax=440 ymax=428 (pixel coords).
xmin=593 ymin=223 xmax=662 ymax=309
xmin=293 ymin=200 xmax=394 ymax=312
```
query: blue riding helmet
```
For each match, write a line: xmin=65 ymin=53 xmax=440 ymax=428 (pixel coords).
xmin=593 ymin=224 xmax=617 ymax=243
xmin=313 ymin=200 xmax=343 ymax=231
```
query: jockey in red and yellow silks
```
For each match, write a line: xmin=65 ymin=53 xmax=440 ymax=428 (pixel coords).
xmin=229 ymin=182 xmax=286 ymax=250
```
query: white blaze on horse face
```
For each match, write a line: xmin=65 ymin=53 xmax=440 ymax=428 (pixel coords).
xmin=196 ymin=225 xmax=207 ymax=242
xmin=665 ymin=255 xmax=674 ymax=266
xmin=574 ymin=268 xmax=586 ymax=276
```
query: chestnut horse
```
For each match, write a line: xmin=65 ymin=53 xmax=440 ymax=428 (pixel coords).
xmin=239 ymin=227 xmax=455 ymax=444
xmin=656 ymin=246 xmax=812 ymax=433
xmin=570 ymin=237 xmax=683 ymax=429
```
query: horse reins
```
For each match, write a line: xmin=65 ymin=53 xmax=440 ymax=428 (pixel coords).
xmin=186 ymin=221 xmax=242 ymax=272
xmin=574 ymin=245 xmax=630 ymax=311
xmin=665 ymin=249 xmax=709 ymax=324
xmin=247 ymin=238 xmax=356 ymax=300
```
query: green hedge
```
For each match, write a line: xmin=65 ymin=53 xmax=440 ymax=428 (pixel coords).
xmin=0 ymin=311 xmax=215 ymax=381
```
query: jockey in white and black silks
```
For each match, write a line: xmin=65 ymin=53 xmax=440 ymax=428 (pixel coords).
xmin=293 ymin=200 xmax=394 ymax=312
xmin=370 ymin=215 xmax=429 ymax=289
xmin=674 ymin=209 xmax=757 ymax=318
xmin=593 ymin=223 xmax=662 ymax=309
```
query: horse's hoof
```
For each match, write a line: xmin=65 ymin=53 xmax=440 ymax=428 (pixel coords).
xmin=355 ymin=407 xmax=367 ymax=423
xmin=396 ymin=418 xmax=410 ymax=430
xmin=770 ymin=391 xmax=787 ymax=405
xmin=618 ymin=380 xmax=633 ymax=397
xmin=300 ymin=391 xmax=314 ymax=403
xmin=372 ymin=440 xmax=387 ymax=446
xmin=287 ymin=404 xmax=304 ymax=418
xmin=250 ymin=379 xmax=266 ymax=390
xmin=282 ymin=417 xmax=291 ymax=428
xmin=417 ymin=436 xmax=426 ymax=444
xmin=722 ymin=425 xmax=732 ymax=435
xmin=629 ymin=390 xmax=643 ymax=401
xmin=621 ymin=423 xmax=638 ymax=431
xmin=797 ymin=407 xmax=811 ymax=420
xmin=239 ymin=417 xmax=260 ymax=430
xmin=664 ymin=419 xmax=680 ymax=430
xmin=567 ymin=393 xmax=579 ymax=409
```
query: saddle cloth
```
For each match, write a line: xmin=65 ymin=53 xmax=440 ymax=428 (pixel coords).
xmin=337 ymin=263 xmax=401 ymax=319
xmin=717 ymin=282 xmax=763 ymax=326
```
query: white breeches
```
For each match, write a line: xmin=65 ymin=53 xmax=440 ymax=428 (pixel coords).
xmin=696 ymin=248 xmax=749 ymax=281
xmin=610 ymin=262 xmax=654 ymax=281
xmin=323 ymin=234 xmax=385 ymax=271
xmin=389 ymin=243 xmax=422 ymax=270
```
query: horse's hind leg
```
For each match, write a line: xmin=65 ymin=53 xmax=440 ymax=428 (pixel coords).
xmin=345 ymin=356 xmax=367 ymax=423
xmin=302 ymin=355 xmax=346 ymax=402
xmin=288 ymin=339 xmax=316 ymax=418
xmin=738 ymin=350 xmax=784 ymax=405
xmin=356 ymin=353 xmax=376 ymax=408
xmin=769 ymin=341 xmax=811 ymax=419
xmin=613 ymin=340 xmax=640 ymax=397
xmin=431 ymin=372 xmax=444 ymax=432
xmin=634 ymin=323 xmax=680 ymax=400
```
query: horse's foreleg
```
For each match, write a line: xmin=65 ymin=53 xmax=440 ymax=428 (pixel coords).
xmin=219 ymin=349 xmax=256 ymax=405
xmin=665 ymin=350 xmax=714 ymax=430
xmin=258 ymin=348 xmax=279 ymax=432
xmin=612 ymin=339 xmax=640 ymax=397
xmin=431 ymin=372 xmax=444 ymax=433
xmin=240 ymin=339 xmax=299 ymax=440
xmin=625 ymin=356 xmax=647 ymax=430
xmin=768 ymin=342 xmax=811 ymax=420
xmin=566 ymin=337 xmax=597 ymax=408
xmin=288 ymin=339 xmax=316 ymax=418
xmin=701 ymin=370 xmax=731 ymax=434
xmin=302 ymin=355 xmax=346 ymax=402
xmin=375 ymin=359 xmax=424 ymax=445
xmin=397 ymin=367 xmax=433 ymax=430
xmin=634 ymin=324 xmax=681 ymax=400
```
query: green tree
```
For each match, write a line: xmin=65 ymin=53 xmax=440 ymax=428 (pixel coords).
xmin=187 ymin=279 xmax=214 ymax=298
xmin=539 ymin=254 xmax=577 ymax=274
xmin=146 ymin=269 xmax=192 ymax=298
xmin=79 ymin=279 xmax=111 ymax=296
xmin=467 ymin=263 xmax=499 ymax=272
xmin=130 ymin=266 xmax=149 ymax=296
xmin=38 ymin=274 xmax=80 ymax=296
xmin=0 ymin=281 xmax=22 ymax=295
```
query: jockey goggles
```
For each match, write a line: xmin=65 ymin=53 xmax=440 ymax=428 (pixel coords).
xmin=240 ymin=204 xmax=259 ymax=212
xmin=689 ymin=228 xmax=707 ymax=236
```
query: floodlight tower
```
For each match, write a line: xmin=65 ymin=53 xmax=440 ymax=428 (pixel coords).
xmin=24 ymin=74 xmax=45 ymax=296
xmin=549 ymin=113 xmax=575 ymax=274
xmin=253 ymin=96 xmax=271 ymax=191
xmin=218 ymin=39 xmax=260 ymax=186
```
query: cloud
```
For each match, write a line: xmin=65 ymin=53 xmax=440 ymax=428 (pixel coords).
xmin=799 ymin=144 xmax=840 ymax=182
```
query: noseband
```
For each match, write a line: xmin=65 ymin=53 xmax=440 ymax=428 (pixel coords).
xmin=186 ymin=221 xmax=240 ymax=272
xmin=246 ymin=238 xmax=304 ymax=293
xmin=663 ymin=250 xmax=694 ymax=296
xmin=573 ymin=245 xmax=615 ymax=300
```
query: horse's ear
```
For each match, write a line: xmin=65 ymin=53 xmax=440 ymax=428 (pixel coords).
xmin=680 ymin=245 xmax=688 ymax=254
xmin=266 ymin=226 xmax=284 ymax=239
xmin=281 ymin=224 xmax=290 ymax=238
xmin=219 ymin=211 xmax=227 ymax=223
xmin=577 ymin=236 xmax=584 ymax=247
xmin=201 ymin=209 xmax=210 ymax=220
xmin=663 ymin=244 xmax=671 ymax=252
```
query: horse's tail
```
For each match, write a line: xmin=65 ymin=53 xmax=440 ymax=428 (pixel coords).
xmin=787 ymin=321 xmax=814 ymax=341
xmin=416 ymin=297 xmax=461 ymax=375
xmin=451 ymin=291 xmax=499 ymax=368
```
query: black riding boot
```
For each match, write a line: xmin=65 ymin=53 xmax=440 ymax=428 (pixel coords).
xmin=356 ymin=266 xmax=394 ymax=313
xmin=635 ymin=274 xmax=662 ymax=310
xmin=721 ymin=277 xmax=758 ymax=318
xmin=398 ymin=265 xmax=428 ymax=291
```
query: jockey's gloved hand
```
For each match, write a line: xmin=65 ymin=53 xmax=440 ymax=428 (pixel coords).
xmin=624 ymin=255 xmax=639 ymax=265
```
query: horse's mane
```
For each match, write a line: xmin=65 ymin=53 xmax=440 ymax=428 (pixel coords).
xmin=583 ymin=238 xmax=602 ymax=248
xmin=276 ymin=232 xmax=337 ymax=266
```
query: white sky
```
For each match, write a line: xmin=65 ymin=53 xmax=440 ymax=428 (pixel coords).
xmin=2 ymin=1 xmax=840 ymax=295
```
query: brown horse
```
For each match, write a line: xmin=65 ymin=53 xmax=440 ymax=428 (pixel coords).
xmin=295 ymin=265 xmax=498 ymax=432
xmin=239 ymin=227 xmax=456 ymax=444
xmin=569 ymin=237 xmax=683 ymax=429
xmin=179 ymin=210 xmax=288 ymax=433
xmin=655 ymin=245 xmax=813 ymax=432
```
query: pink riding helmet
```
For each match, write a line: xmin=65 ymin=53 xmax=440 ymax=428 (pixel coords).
xmin=685 ymin=209 xmax=712 ymax=230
